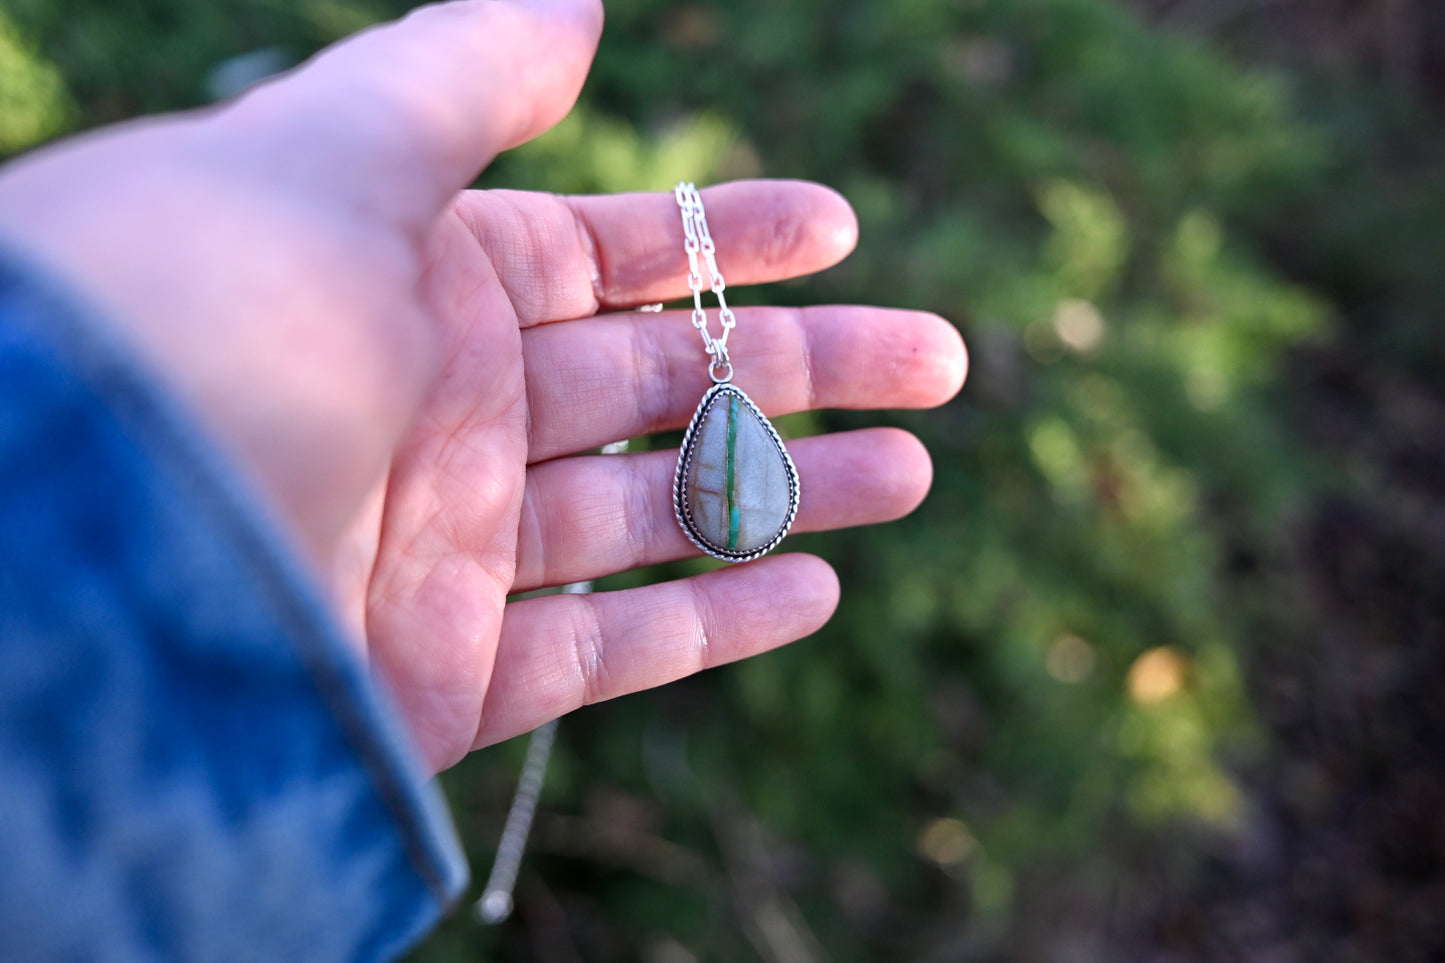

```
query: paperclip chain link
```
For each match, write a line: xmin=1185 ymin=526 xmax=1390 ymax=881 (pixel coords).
xmin=675 ymin=182 xmax=735 ymax=383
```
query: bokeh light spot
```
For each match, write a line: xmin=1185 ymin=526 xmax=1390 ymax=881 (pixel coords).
xmin=1053 ymin=298 xmax=1106 ymax=353
xmin=1046 ymin=633 xmax=1097 ymax=684
xmin=917 ymin=817 xmax=977 ymax=874
xmin=1126 ymin=646 xmax=1189 ymax=705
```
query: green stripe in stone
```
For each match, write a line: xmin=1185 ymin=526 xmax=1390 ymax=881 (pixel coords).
xmin=726 ymin=393 xmax=741 ymax=551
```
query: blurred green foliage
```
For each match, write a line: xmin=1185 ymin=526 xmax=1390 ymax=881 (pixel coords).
xmin=3 ymin=0 xmax=1439 ymax=958
xmin=0 ymin=6 xmax=71 ymax=149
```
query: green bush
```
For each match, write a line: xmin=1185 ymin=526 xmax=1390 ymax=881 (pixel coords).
xmin=5 ymin=0 xmax=1436 ymax=958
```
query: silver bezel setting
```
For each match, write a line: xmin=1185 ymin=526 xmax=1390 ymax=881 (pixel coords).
xmin=673 ymin=383 xmax=800 ymax=563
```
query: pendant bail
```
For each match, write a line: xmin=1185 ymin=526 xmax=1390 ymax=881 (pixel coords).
xmin=708 ymin=343 xmax=733 ymax=383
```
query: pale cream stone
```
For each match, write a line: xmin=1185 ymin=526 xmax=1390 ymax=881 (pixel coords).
xmin=680 ymin=387 xmax=796 ymax=557
xmin=730 ymin=402 xmax=794 ymax=553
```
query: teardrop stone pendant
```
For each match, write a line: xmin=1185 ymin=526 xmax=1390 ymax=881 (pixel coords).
xmin=674 ymin=383 xmax=800 ymax=562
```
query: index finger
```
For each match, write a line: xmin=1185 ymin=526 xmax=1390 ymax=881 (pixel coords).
xmin=454 ymin=179 xmax=861 ymax=325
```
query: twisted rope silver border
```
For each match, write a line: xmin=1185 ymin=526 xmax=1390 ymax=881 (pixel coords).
xmin=673 ymin=382 xmax=800 ymax=563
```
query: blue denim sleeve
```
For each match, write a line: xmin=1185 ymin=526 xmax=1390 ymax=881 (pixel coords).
xmin=0 ymin=249 xmax=468 ymax=962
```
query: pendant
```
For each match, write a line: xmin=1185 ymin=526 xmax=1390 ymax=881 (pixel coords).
xmin=674 ymin=382 xmax=800 ymax=562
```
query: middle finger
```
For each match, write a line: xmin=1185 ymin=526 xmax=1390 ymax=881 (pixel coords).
xmin=522 ymin=304 xmax=966 ymax=462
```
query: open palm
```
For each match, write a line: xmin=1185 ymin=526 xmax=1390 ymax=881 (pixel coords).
xmin=0 ymin=0 xmax=966 ymax=773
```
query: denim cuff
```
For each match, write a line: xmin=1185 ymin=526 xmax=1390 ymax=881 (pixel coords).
xmin=0 ymin=247 xmax=467 ymax=962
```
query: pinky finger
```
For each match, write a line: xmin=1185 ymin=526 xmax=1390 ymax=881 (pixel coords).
xmin=473 ymin=554 xmax=839 ymax=748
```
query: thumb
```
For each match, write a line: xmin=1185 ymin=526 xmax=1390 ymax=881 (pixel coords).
xmin=222 ymin=0 xmax=603 ymax=228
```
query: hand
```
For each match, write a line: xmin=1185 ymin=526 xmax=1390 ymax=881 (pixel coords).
xmin=0 ymin=0 xmax=967 ymax=772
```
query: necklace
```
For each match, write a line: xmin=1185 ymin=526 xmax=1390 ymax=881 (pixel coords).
xmin=672 ymin=182 xmax=800 ymax=562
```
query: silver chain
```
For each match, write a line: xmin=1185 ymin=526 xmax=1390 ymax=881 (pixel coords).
xmin=473 ymin=441 xmax=631 ymax=925
xmin=474 ymin=717 xmax=556 ymax=924
xmin=675 ymin=182 xmax=735 ymax=383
